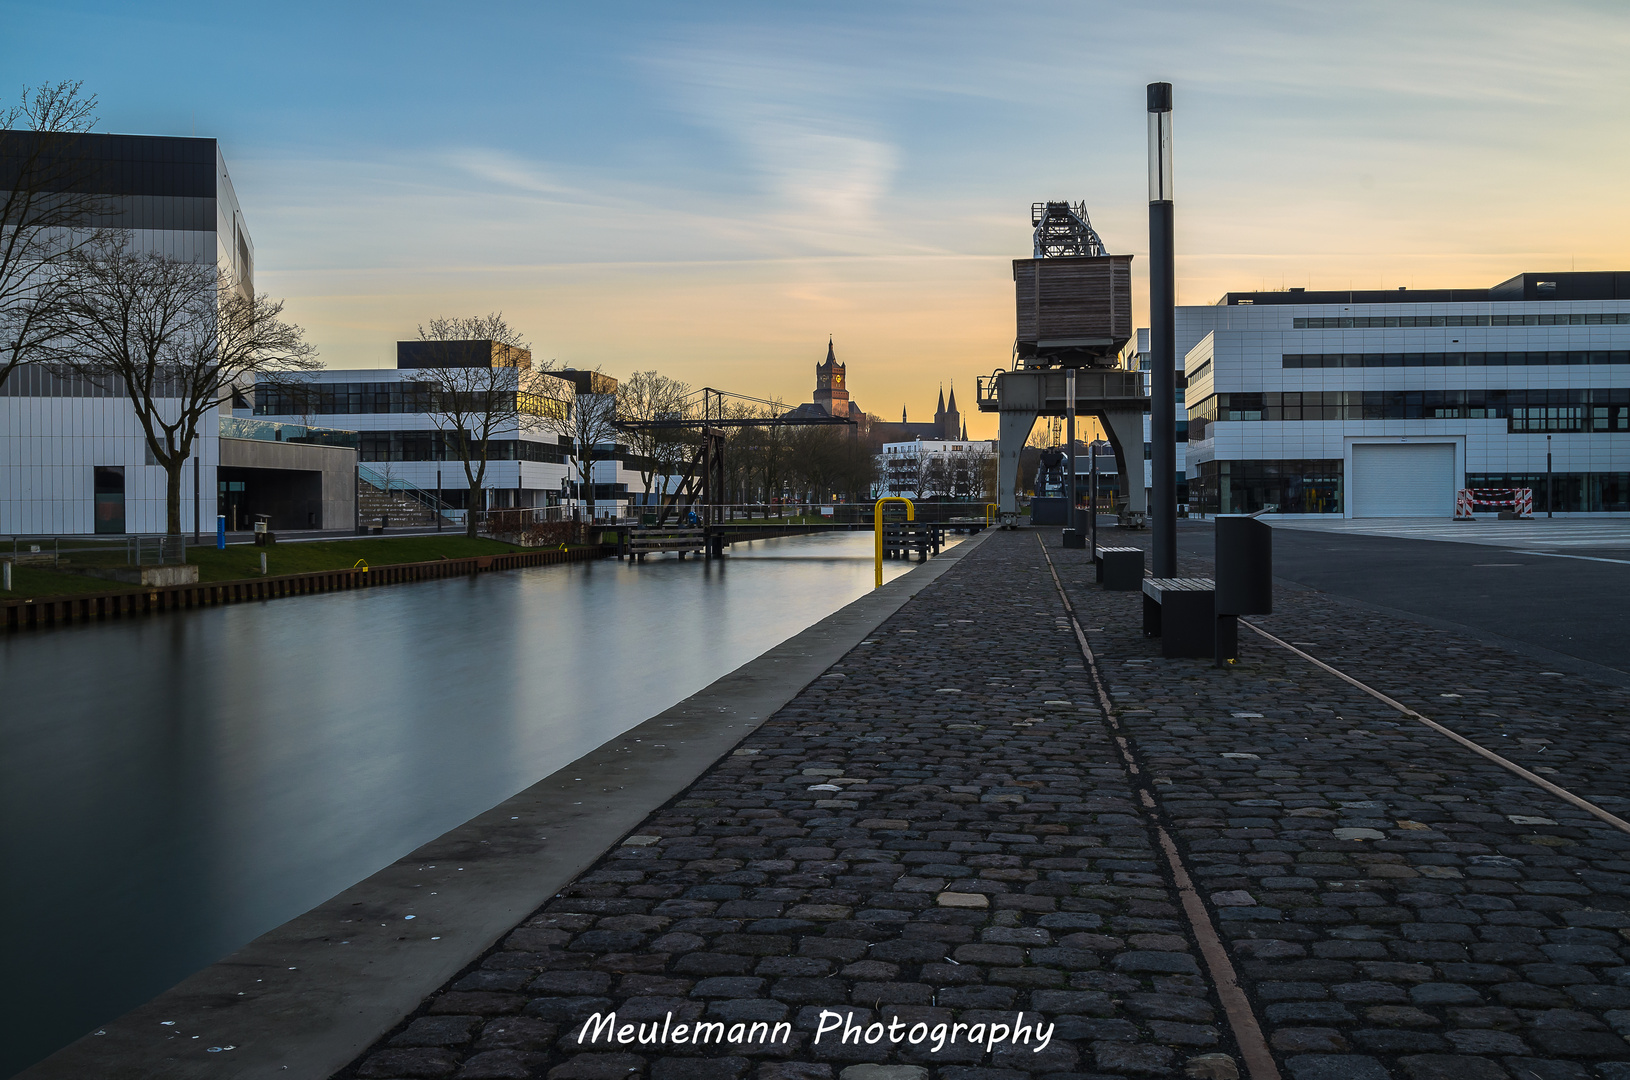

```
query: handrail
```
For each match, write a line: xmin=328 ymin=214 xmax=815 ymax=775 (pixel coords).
xmin=357 ymin=464 xmax=456 ymax=517
xmin=985 ymin=503 xmax=997 ymax=526
xmin=874 ymin=497 xmax=915 ymax=588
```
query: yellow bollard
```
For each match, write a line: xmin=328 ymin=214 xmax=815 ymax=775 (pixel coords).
xmin=874 ymin=497 xmax=915 ymax=588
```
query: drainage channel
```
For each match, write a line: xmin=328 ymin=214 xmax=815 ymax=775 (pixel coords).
xmin=1036 ymin=538 xmax=1283 ymax=1080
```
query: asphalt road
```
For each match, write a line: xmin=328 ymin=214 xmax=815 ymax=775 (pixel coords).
xmin=1175 ymin=521 xmax=1630 ymax=682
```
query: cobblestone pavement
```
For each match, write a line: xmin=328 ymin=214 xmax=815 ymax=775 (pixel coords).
xmin=338 ymin=527 xmax=1630 ymax=1080
xmin=1057 ymin=527 xmax=1630 ymax=1080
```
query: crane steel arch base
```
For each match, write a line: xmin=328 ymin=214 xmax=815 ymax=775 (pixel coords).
xmin=980 ymin=368 xmax=1149 ymax=529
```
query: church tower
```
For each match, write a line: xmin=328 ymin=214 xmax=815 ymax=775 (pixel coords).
xmin=933 ymin=386 xmax=946 ymax=432
xmin=942 ymin=383 xmax=961 ymax=440
xmin=813 ymin=337 xmax=850 ymax=418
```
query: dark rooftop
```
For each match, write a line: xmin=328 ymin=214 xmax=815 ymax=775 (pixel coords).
xmin=1220 ymin=271 xmax=1630 ymax=306
xmin=0 ymin=130 xmax=218 ymax=198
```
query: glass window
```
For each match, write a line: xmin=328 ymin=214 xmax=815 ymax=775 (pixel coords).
xmin=94 ymin=466 xmax=126 ymax=534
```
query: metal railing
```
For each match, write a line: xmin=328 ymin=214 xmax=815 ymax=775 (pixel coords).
xmin=4 ymin=534 xmax=187 ymax=568
xmin=357 ymin=464 xmax=460 ymax=522
xmin=460 ymin=501 xmax=1004 ymax=532
xmin=667 ymin=501 xmax=1000 ymax=525
xmin=221 ymin=416 xmax=359 ymax=449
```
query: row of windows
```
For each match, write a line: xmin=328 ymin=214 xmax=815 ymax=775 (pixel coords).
xmin=0 ymin=365 xmax=195 ymax=399
xmin=1187 ymin=389 xmax=1630 ymax=434
xmin=258 ymin=383 xmax=441 ymax=415
xmin=1191 ymin=462 xmax=1630 ymax=514
xmin=1293 ymin=313 xmax=1630 ymax=329
xmin=358 ymin=432 xmax=569 ymax=464
xmin=255 ymin=383 xmax=560 ymax=421
xmin=1468 ymin=473 xmax=1630 ymax=513
xmin=1283 ymin=351 xmax=1630 ymax=369
xmin=1193 ymin=459 xmax=1343 ymax=515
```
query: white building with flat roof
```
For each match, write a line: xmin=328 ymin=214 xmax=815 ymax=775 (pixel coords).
xmin=250 ymin=350 xmax=646 ymax=519
xmin=1179 ymin=272 xmax=1630 ymax=517
xmin=1 ymin=132 xmax=249 ymax=535
xmin=874 ymin=438 xmax=995 ymax=499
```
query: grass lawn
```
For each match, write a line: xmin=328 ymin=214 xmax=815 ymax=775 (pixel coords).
xmin=1 ymin=535 xmax=581 ymax=600
xmin=185 ymin=535 xmax=530 ymax=582
xmin=1 ymin=564 xmax=144 ymax=597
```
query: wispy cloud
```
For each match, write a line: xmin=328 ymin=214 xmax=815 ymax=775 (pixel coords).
xmin=640 ymin=31 xmax=907 ymax=251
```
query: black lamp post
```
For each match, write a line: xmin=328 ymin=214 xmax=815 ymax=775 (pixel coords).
xmin=1547 ymin=434 xmax=1553 ymax=518
xmin=1148 ymin=81 xmax=1177 ymax=578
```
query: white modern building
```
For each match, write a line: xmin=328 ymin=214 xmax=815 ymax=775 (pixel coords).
xmin=1122 ymin=327 xmax=1188 ymax=509
xmin=1 ymin=133 xmax=249 ymax=535
xmin=874 ymin=438 xmax=995 ymax=499
xmin=1180 ymin=272 xmax=1630 ymax=516
xmin=251 ymin=347 xmax=646 ymax=520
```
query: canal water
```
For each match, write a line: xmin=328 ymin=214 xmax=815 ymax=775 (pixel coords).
xmin=0 ymin=532 xmax=939 ymax=1075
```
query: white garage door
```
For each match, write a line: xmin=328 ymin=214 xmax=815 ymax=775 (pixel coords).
xmin=1350 ymin=443 xmax=1456 ymax=518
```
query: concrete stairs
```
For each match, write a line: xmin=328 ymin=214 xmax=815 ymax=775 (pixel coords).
xmin=357 ymin=479 xmax=453 ymax=529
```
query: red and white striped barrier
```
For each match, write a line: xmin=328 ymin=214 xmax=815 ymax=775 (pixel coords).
xmin=1455 ymin=488 xmax=1533 ymax=520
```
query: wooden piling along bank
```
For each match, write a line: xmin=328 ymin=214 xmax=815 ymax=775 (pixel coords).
xmin=1 ymin=547 xmax=604 ymax=632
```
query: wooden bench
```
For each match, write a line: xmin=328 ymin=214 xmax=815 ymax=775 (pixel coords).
xmin=625 ymin=527 xmax=706 ymax=560
xmin=1094 ymin=546 xmax=1144 ymax=590
xmin=883 ymin=523 xmax=944 ymax=562
xmin=1142 ymin=576 xmax=1216 ymax=658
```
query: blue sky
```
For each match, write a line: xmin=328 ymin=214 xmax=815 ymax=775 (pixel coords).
xmin=4 ymin=1 xmax=1628 ymax=432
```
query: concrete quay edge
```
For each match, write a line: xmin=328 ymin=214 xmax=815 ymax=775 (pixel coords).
xmin=18 ymin=532 xmax=989 ymax=1080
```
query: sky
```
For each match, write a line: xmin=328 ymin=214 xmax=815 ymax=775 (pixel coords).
xmin=4 ymin=0 xmax=1629 ymax=437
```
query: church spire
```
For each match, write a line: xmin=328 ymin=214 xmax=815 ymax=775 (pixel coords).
xmin=825 ymin=336 xmax=835 ymax=364
xmin=947 ymin=381 xmax=957 ymax=412
xmin=936 ymin=386 xmax=945 ymax=415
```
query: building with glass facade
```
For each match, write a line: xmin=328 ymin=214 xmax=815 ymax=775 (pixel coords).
xmin=1123 ymin=328 xmax=1188 ymax=509
xmin=250 ymin=350 xmax=646 ymax=516
xmin=1180 ymin=272 xmax=1630 ymax=516
xmin=0 ymin=133 xmax=253 ymax=535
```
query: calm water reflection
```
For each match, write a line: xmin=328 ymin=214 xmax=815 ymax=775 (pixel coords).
xmin=0 ymin=532 xmax=938 ymax=1075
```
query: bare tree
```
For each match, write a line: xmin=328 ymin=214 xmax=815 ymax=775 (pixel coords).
xmin=718 ymin=398 xmax=760 ymax=517
xmin=1 ymin=81 xmax=105 ymax=390
xmin=754 ymin=404 xmax=792 ymax=511
xmin=536 ymin=366 xmax=620 ymax=524
xmin=903 ymin=443 xmax=934 ymax=499
xmin=921 ymin=455 xmax=953 ymax=500
xmin=412 ymin=313 xmax=548 ymax=537
xmin=615 ymin=370 xmax=692 ymax=505
xmin=51 ymin=240 xmax=318 ymax=534
xmin=947 ymin=445 xmax=988 ymax=500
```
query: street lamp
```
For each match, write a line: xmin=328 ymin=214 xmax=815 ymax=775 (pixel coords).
xmin=1148 ymin=81 xmax=1177 ymax=578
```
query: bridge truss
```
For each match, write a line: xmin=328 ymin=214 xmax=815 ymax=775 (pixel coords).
xmin=614 ymin=387 xmax=856 ymax=552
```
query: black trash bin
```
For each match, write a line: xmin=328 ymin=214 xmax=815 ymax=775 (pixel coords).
xmin=1214 ymin=515 xmax=1272 ymax=664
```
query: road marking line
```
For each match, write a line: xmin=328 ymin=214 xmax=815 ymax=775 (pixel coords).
xmin=1038 ymin=538 xmax=1280 ymax=1080
xmin=1243 ymin=620 xmax=1630 ymax=837
xmin=1507 ymin=550 xmax=1630 ymax=566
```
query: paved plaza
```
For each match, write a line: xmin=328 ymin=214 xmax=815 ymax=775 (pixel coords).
xmin=1266 ymin=518 xmax=1630 ymax=554
xmin=338 ymin=528 xmax=1630 ymax=1080
xmin=1187 ymin=521 xmax=1630 ymax=682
